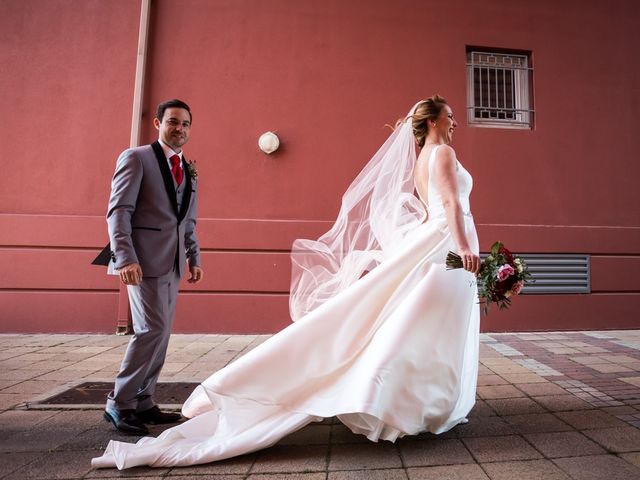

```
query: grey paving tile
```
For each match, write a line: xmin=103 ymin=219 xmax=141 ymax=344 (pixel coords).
xmin=328 ymin=442 xmax=402 ymax=471
xmin=328 ymin=469 xmax=408 ymax=480
xmin=485 ymin=398 xmax=545 ymax=416
xmin=581 ymin=426 xmax=640 ymax=453
xmin=481 ymin=459 xmax=571 ymax=480
xmin=503 ymin=413 xmax=573 ymax=434
xmin=462 ymin=435 xmax=542 ymax=462
xmin=3 ymin=449 xmax=96 ymax=479
xmin=524 ymin=431 xmax=606 ymax=458
xmin=248 ymin=474 xmax=326 ymax=480
xmin=454 ymin=416 xmax=516 ymax=438
xmin=554 ymin=410 xmax=628 ymax=430
xmin=618 ymin=451 xmax=640 ymax=467
xmin=0 ymin=409 xmax=57 ymax=432
xmin=553 ymin=454 xmax=640 ymax=480
xmin=87 ymin=466 xmax=170 ymax=478
xmin=531 ymin=395 xmax=593 ymax=412
xmin=467 ymin=400 xmax=497 ymax=418
xmin=398 ymin=438 xmax=474 ymax=467
xmin=251 ymin=445 xmax=328 ymax=473
xmin=407 ymin=464 xmax=489 ymax=479
xmin=0 ymin=452 xmax=45 ymax=479
xmin=277 ymin=423 xmax=330 ymax=445
xmin=330 ymin=424 xmax=371 ymax=444
xmin=165 ymin=453 xmax=256 ymax=476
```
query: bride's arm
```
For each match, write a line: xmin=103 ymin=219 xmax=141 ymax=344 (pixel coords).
xmin=432 ymin=145 xmax=481 ymax=274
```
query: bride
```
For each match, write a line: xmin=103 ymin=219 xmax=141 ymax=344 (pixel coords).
xmin=92 ymin=94 xmax=481 ymax=469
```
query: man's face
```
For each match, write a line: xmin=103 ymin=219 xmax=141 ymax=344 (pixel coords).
xmin=154 ymin=107 xmax=191 ymax=152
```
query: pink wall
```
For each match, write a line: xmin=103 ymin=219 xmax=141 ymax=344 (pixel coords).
xmin=1 ymin=0 xmax=639 ymax=333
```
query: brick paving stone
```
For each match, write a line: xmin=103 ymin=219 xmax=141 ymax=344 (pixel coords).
xmin=503 ymin=413 xmax=573 ymax=434
xmin=554 ymin=410 xmax=628 ymax=430
xmin=328 ymin=443 xmax=402 ymax=471
xmin=407 ymin=464 xmax=489 ymax=480
xmin=498 ymin=373 xmax=548 ymax=384
xmin=590 ymin=363 xmax=635 ymax=373
xmin=620 ymin=377 xmax=640 ymax=387
xmin=600 ymin=355 xmax=640 ymax=364
xmin=515 ymin=382 xmax=567 ymax=397
xmin=581 ymin=426 xmax=640 ymax=452
xmin=487 ymin=364 xmax=532 ymax=375
xmin=398 ymin=438 xmax=474 ymax=467
xmin=462 ymin=435 xmax=542 ymax=462
xmin=524 ymin=431 xmax=606 ymax=458
xmin=531 ymin=395 xmax=593 ymax=412
xmin=485 ymin=398 xmax=545 ymax=416
xmin=577 ymin=346 xmax=612 ymax=354
xmin=328 ymin=469 xmax=408 ymax=480
xmin=481 ymin=459 xmax=571 ymax=480
xmin=476 ymin=385 xmax=526 ymax=400
xmin=553 ymin=454 xmax=640 ymax=480
xmin=252 ymin=445 xmax=328 ymax=473
xmin=477 ymin=375 xmax=509 ymax=386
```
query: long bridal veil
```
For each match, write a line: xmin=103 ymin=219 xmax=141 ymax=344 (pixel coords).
xmin=290 ymin=102 xmax=427 ymax=321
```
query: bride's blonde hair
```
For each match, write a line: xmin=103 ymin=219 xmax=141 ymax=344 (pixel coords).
xmin=410 ymin=94 xmax=448 ymax=147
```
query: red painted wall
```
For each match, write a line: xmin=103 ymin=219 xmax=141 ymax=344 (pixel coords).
xmin=1 ymin=0 xmax=639 ymax=333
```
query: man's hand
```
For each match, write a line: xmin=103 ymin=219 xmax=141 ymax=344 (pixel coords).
xmin=188 ymin=266 xmax=204 ymax=284
xmin=119 ymin=263 xmax=143 ymax=286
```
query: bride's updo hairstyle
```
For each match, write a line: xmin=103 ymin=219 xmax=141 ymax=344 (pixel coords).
xmin=411 ymin=94 xmax=448 ymax=147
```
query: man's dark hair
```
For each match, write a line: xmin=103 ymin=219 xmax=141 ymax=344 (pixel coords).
xmin=156 ymin=99 xmax=192 ymax=123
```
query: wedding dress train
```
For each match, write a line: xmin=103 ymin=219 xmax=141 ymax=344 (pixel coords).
xmin=92 ymin=141 xmax=480 ymax=469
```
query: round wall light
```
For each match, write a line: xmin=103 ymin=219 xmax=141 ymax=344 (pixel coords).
xmin=258 ymin=131 xmax=280 ymax=154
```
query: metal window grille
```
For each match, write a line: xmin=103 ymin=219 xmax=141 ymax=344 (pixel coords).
xmin=466 ymin=50 xmax=534 ymax=128
xmin=479 ymin=254 xmax=590 ymax=294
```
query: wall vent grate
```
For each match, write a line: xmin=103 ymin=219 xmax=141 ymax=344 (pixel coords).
xmin=479 ymin=254 xmax=590 ymax=294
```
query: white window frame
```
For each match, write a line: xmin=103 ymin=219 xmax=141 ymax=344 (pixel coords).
xmin=466 ymin=50 xmax=534 ymax=129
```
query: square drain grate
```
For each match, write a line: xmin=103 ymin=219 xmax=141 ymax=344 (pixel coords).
xmin=33 ymin=382 xmax=200 ymax=405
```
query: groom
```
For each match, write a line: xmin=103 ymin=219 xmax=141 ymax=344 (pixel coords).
xmin=103 ymin=99 xmax=204 ymax=435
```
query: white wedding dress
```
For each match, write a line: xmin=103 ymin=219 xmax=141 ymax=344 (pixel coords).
xmin=92 ymin=142 xmax=480 ymax=470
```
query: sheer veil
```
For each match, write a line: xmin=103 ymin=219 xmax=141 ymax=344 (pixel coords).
xmin=289 ymin=101 xmax=427 ymax=321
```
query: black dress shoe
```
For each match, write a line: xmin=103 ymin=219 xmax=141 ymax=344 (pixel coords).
xmin=103 ymin=407 xmax=149 ymax=435
xmin=136 ymin=405 xmax=182 ymax=425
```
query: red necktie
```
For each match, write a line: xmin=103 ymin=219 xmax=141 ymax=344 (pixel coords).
xmin=170 ymin=154 xmax=183 ymax=185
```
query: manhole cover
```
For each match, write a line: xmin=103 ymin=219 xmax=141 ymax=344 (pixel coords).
xmin=33 ymin=382 xmax=200 ymax=405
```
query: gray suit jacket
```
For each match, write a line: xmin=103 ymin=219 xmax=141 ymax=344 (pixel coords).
xmin=106 ymin=141 xmax=201 ymax=278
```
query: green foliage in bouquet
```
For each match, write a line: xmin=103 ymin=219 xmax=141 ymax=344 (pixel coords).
xmin=446 ymin=241 xmax=533 ymax=316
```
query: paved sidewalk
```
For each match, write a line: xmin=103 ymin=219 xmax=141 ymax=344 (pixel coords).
xmin=1 ymin=331 xmax=640 ymax=479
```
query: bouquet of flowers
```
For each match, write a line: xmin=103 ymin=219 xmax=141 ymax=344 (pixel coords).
xmin=446 ymin=241 xmax=532 ymax=315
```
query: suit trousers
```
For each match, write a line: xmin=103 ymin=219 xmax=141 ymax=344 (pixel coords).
xmin=107 ymin=268 xmax=181 ymax=412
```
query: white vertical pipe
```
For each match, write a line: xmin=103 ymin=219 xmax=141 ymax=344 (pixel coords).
xmin=117 ymin=0 xmax=151 ymax=335
xmin=130 ymin=0 xmax=151 ymax=148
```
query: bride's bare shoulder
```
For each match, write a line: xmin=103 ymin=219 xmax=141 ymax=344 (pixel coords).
xmin=433 ymin=145 xmax=457 ymax=169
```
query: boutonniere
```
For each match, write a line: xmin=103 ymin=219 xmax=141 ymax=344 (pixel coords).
xmin=186 ymin=160 xmax=198 ymax=181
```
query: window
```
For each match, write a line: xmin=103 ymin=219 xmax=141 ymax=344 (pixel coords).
xmin=466 ymin=49 xmax=534 ymax=128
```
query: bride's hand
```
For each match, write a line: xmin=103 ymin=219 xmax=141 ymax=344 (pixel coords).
xmin=459 ymin=249 xmax=481 ymax=275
